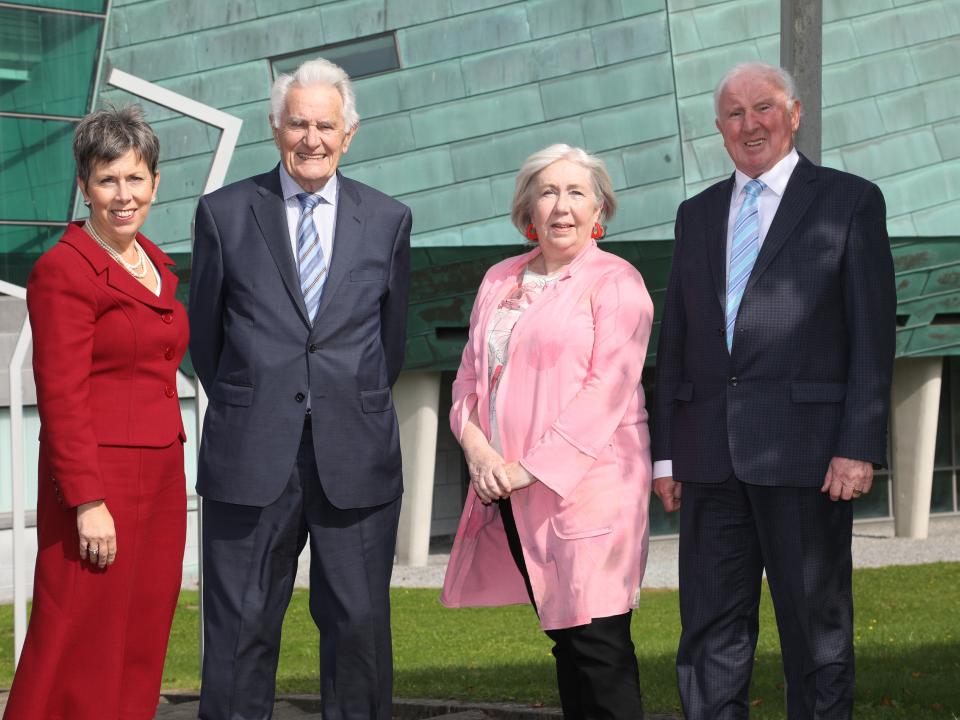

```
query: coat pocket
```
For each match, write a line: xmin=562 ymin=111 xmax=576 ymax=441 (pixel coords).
xmin=360 ymin=387 xmax=393 ymax=413
xmin=349 ymin=268 xmax=385 ymax=283
xmin=790 ymin=381 xmax=846 ymax=403
xmin=210 ymin=380 xmax=254 ymax=407
xmin=550 ymin=515 xmax=614 ymax=540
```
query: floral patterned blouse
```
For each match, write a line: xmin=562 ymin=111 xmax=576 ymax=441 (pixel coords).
xmin=487 ymin=266 xmax=561 ymax=452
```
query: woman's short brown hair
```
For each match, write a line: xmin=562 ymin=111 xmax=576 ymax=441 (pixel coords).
xmin=73 ymin=105 xmax=160 ymax=186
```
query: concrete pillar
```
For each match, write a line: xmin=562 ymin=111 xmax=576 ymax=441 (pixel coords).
xmin=394 ymin=371 xmax=441 ymax=566
xmin=890 ymin=356 xmax=942 ymax=538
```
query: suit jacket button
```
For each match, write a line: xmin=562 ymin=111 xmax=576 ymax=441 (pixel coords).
xmin=162 ymin=312 xmax=174 ymax=324
xmin=729 ymin=376 xmax=738 ymax=386
xmin=164 ymin=385 xmax=176 ymax=398
xmin=295 ymin=392 xmax=306 ymax=403
xmin=309 ymin=343 xmax=319 ymax=353
xmin=163 ymin=346 xmax=175 ymax=360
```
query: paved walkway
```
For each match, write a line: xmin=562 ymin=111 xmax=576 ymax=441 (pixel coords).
xmin=0 ymin=691 xmax=669 ymax=719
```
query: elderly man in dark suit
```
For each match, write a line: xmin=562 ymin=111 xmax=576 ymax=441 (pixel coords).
xmin=189 ymin=57 xmax=411 ymax=720
xmin=652 ymin=61 xmax=896 ymax=719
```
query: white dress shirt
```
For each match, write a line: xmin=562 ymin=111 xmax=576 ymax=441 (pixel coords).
xmin=653 ymin=148 xmax=800 ymax=481
xmin=278 ymin=163 xmax=339 ymax=269
xmin=277 ymin=164 xmax=339 ymax=413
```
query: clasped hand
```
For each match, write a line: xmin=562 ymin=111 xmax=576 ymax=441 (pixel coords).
xmin=465 ymin=445 xmax=536 ymax=505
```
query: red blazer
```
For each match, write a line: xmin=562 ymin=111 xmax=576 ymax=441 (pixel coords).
xmin=27 ymin=222 xmax=189 ymax=509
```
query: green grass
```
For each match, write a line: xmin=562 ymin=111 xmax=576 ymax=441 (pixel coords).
xmin=1 ymin=563 xmax=957 ymax=718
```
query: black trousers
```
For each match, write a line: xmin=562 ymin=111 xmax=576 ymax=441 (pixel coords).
xmin=199 ymin=417 xmax=401 ymax=720
xmin=677 ymin=476 xmax=854 ymax=720
xmin=500 ymin=499 xmax=645 ymax=720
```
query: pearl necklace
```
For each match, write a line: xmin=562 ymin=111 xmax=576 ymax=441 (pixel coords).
xmin=84 ymin=220 xmax=148 ymax=278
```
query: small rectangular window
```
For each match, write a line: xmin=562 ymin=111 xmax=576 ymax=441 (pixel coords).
xmin=271 ymin=33 xmax=400 ymax=81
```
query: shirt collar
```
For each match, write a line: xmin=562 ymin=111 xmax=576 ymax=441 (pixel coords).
xmin=278 ymin=163 xmax=339 ymax=207
xmin=733 ymin=147 xmax=799 ymax=200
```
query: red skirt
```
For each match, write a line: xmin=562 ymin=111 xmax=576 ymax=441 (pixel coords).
xmin=4 ymin=441 xmax=187 ymax=720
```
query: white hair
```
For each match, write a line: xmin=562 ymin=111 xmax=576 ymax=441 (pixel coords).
xmin=270 ymin=57 xmax=359 ymax=131
xmin=714 ymin=61 xmax=799 ymax=118
xmin=510 ymin=144 xmax=617 ymax=235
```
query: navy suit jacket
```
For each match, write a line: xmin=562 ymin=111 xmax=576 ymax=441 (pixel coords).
xmin=652 ymin=154 xmax=896 ymax=487
xmin=189 ymin=167 xmax=411 ymax=508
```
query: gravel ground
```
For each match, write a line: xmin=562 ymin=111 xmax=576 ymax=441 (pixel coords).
xmin=388 ymin=514 xmax=960 ymax=590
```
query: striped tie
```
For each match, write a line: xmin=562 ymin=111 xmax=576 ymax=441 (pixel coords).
xmin=726 ymin=179 xmax=765 ymax=351
xmin=296 ymin=192 xmax=327 ymax=323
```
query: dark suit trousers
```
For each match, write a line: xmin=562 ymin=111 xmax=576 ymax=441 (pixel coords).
xmin=677 ymin=476 xmax=854 ymax=720
xmin=500 ymin=500 xmax=645 ymax=720
xmin=198 ymin=417 xmax=401 ymax=720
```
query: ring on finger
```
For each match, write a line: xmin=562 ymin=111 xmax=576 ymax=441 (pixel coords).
xmin=89 ymin=547 xmax=99 ymax=555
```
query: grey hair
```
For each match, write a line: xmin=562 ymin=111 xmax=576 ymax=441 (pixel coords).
xmin=270 ymin=57 xmax=359 ymax=131
xmin=510 ymin=144 xmax=617 ymax=235
xmin=73 ymin=105 xmax=159 ymax=186
xmin=713 ymin=62 xmax=799 ymax=117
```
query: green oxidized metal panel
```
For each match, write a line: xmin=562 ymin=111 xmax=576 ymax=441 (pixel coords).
xmin=401 ymin=240 xmax=674 ymax=372
xmin=398 ymin=237 xmax=960 ymax=373
xmin=894 ymin=238 xmax=960 ymax=358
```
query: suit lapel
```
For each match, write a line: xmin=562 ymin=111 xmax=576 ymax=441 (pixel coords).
xmin=310 ymin=174 xmax=365 ymax=329
xmin=251 ymin=168 xmax=311 ymax=327
xmin=745 ymin=154 xmax=818 ymax=293
xmin=137 ymin=235 xmax=177 ymax=310
xmin=706 ymin=176 xmax=734 ymax=312
xmin=63 ymin=223 xmax=174 ymax=310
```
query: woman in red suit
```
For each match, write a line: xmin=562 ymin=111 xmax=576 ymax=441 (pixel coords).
xmin=4 ymin=106 xmax=189 ymax=720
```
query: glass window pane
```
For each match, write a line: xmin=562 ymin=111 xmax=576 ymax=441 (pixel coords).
xmin=0 ymin=117 xmax=76 ymax=221
xmin=853 ymin=474 xmax=890 ymax=520
xmin=934 ymin=357 xmax=951 ymax=466
xmin=273 ymin=33 xmax=400 ymax=81
xmin=951 ymin=358 xmax=960 ymax=462
xmin=0 ymin=224 xmax=63 ymax=286
xmin=930 ymin=469 xmax=955 ymax=513
xmin=0 ymin=6 xmax=103 ymax=116
xmin=649 ymin=497 xmax=680 ymax=536
xmin=1 ymin=1 xmax=106 ymax=13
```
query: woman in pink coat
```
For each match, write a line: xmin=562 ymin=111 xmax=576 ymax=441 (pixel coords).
xmin=441 ymin=144 xmax=654 ymax=718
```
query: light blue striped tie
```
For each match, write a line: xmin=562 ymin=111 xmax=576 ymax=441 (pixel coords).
xmin=726 ymin=179 xmax=765 ymax=351
xmin=296 ymin=192 xmax=327 ymax=323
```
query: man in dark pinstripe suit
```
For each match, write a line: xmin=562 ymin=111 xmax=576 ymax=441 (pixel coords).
xmin=652 ymin=62 xmax=896 ymax=719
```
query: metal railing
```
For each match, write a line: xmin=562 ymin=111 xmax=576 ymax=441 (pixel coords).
xmin=1 ymin=278 xmax=30 ymax=662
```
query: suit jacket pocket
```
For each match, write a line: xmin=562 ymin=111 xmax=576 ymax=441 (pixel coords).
xmin=350 ymin=269 xmax=385 ymax=283
xmin=674 ymin=382 xmax=694 ymax=402
xmin=790 ymin=381 xmax=846 ymax=403
xmin=361 ymin=387 xmax=393 ymax=413
xmin=210 ymin=380 xmax=254 ymax=407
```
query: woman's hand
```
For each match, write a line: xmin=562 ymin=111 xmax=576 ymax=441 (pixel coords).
xmin=505 ymin=462 xmax=538 ymax=492
xmin=464 ymin=443 xmax=511 ymax=504
xmin=77 ymin=500 xmax=117 ymax=569
xmin=460 ymin=421 xmax=511 ymax=505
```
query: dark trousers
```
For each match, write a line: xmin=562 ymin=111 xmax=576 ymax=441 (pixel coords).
xmin=677 ymin=476 xmax=854 ymax=720
xmin=198 ymin=418 xmax=401 ymax=720
xmin=500 ymin=500 xmax=645 ymax=720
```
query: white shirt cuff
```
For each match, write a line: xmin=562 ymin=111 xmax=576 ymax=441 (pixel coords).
xmin=653 ymin=460 xmax=673 ymax=480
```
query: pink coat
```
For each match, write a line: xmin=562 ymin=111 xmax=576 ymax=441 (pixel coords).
xmin=440 ymin=241 xmax=654 ymax=630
